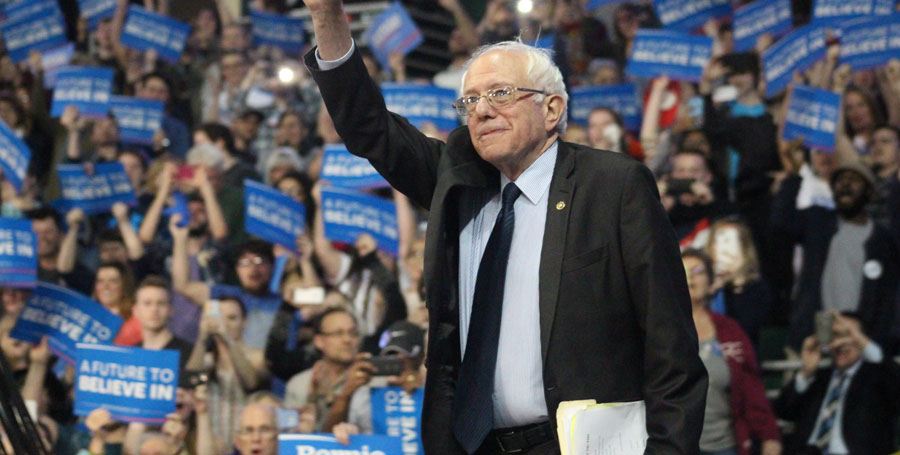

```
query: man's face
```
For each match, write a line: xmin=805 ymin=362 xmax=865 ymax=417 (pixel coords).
xmin=221 ymin=54 xmax=248 ymax=86
xmin=681 ymin=131 xmax=711 ymax=155
xmin=869 ymin=128 xmax=900 ymax=176
xmin=1 ymin=288 xmax=28 ymax=316
xmin=133 ymin=286 xmax=171 ymax=333
xmin=137 ymin=77 xmax=170 ymax=104
xmin=99 ymin=240 xmax=128 ymax=264
xmin=31 ymin=218 xmax=61 ymax=259
xmin=726 ymin=72 xmax=755 ymax=98
xmin=587 ymin=110 xmax=615 ymax=149
xmin=220 ymin=299 xmax=246 ymax=341
xmin=236 ymin=253 xmax=273 ymax=294
xmin=119 ymin=153 xmax=145 ymax=194
xmin=138 ymin=436 xmax=177 ymax=455
xmin=831 ymin=170 xmax=869 ymax=215
xmin=90 ymin=117 xmax=119 ymax=146
xmin=463 ymin=51 xmax=554 ymax=175
xmin=187 ymin=200 xmax=209 ymax=235
xmin=314 ymin=312 xmax=360 ymax=365
xmin=832 ymin=317 xmax=863 ymax=371
xmin=221 ymin=25 xmax=249 ymax=52
xmin=671 ymin=153 xmax=710 ymax=182
xmin=232 ymin=116 xmax=260 ymax=141
xmin=233 ymin=404 xmax=277 ymax=455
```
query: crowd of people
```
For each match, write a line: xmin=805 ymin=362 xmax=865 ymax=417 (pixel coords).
xmin=1 ymin=0 xmax=899 ymax=454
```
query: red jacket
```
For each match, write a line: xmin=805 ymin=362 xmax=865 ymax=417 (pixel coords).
xmin=710 ymin=312 xmax=781 ymax=455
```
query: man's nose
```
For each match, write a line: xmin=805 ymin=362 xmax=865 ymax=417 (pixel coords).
xmin=472 ymin=96 xmax=496 ymax=118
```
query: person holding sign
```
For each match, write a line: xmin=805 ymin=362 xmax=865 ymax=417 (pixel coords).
xmin=303 ymin=1 xmax=707 ymax=453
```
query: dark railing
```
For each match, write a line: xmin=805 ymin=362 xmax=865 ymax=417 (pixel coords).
xmin=0 ymin=353 xmax=50 ymax=455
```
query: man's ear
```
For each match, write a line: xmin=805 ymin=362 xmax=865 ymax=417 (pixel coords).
xmin=544 ymin=95 xmax=565 ymax=132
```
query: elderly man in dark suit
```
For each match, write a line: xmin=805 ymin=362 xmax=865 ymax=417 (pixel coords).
xmin=301 ymin=1 xmax=708 ymax=454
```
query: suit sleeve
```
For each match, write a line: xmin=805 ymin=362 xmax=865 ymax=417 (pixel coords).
xmin=618 ymin=163 xmax=709 ymax=454
xmin=304 ymin=48 xmax=443 ymax=210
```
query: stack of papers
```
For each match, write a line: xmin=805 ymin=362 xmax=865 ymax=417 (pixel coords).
xmin=556 ymin=400 xmax=647 ymax=455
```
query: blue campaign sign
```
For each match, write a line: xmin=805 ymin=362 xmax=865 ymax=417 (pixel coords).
xmin=733 ymin=0 xmax=793 ymax=52
xmin=320 ymin=144 xmax=389 ymax=190
xmin=250 ymin=10 xmax=305 ymax=52
xmin=244 ymin=179 xmax=306 ymax=249
xmin=363 ymin=2 xmax=423 ymax=71
xmin=762 ymin=24 xmax=827 ymax=98
xmin=812 ymin=0 xmax=894 ymax=22
xmin=79 ymin=0 xmax=118 ymax=30
xmin=626 ymin=30 xmax=712 ymax=81
xmin=75 ymin=344 xmax=179 ymax=423
xmin=120 ymin=6 xmax=190 ymax=62
xmin=654 ymin=0 xmax=731 ymax=31
xmin=50 ymin=66 xmax=113 ymax=118
xmin=838 ymin=15 xmax=900 ymax=70
xmin=0 ymin=118 xmax=31 ymax=192
xmin=41 ymin=42 xmax=75 ymax=89
xmin=371 ymin=387 xmax=424 ymax=455
xmin=569 ymin=84 xmax=642 ymax=132
xmin=381 ymin=83 xmax=459 ymax=132
xmin=109 ymin=96 xmax=164 ymax=145
xmin=278 ymin=434 xmax=402 ymax=455
xmin=321 ymin=187 xmax=399 ymax=257
xmin=57 ymin=162 xmax=137 ymax=215
xmin=4 ymin=0 xmax=58 ymax=22
xmin=10 ymin=283 xmax=123 ymax=365
xmin=0 ymin=218 xmax=37 ymax=288
xmin=783 ymin=85 xmax=841 ymax=150
xmin=0 ymin=6 xmax=67 ymax=62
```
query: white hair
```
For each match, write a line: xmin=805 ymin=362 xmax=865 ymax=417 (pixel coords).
xmin=263 ymin=147 xmax=304 ymax=185
xmin=460 ymin=40 xmax=569 ymax=135
xmin=186 ymin=143 xmax=225 ymax=171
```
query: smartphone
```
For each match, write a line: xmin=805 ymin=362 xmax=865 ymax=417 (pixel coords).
xmin=184 ymin=371 xmax=208 ymax=388
xmin=275 ymin=408 xmax=300 ymax=430
xmin=176 ymin=165 xmax=195 ymax=181
xmin=814 ymin=311 xmax=834 ymax=348
xmin=206 ymin=300 xmax=221 ymax=319
xmin=293 ymin=287 xmax=325 ymax=305
xmin=667 ymin=178 xmax=695 ymax=195
xmin=368 ymin=355 xmax=405 ymax=376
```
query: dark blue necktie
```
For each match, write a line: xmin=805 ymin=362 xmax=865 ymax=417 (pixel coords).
xmin=452 ymin=182 xmax=522 ymax=454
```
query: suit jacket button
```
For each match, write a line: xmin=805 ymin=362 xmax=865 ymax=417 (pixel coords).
xmin=556 ymin=201 xmax=565 ymax=210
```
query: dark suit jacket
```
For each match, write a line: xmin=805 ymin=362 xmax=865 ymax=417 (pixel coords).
xmin=305 ymin=47 xmax=708 ymax=455
xmin=773 ymin=360 xmax=900 ymax=455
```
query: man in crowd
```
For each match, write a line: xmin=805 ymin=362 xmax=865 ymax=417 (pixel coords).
xmin=284 ymin=308 xmax=375 ymax=432
xmin=774 ymin=312 xmax=900 ymax=454
xmin=131 ymin=276 xmax=193 ymax=368
xmin=233 ymin=403 xmax=277 ymax=455
xmin=303 ymin=0 xmax=707 ymax=453
xmin=658 ymin=149 xmax=733 ymax=249
xmin=772 ymin=162 xmax=900 ymax=352
xmin=27 ymin=207 xmax=93 ymax=295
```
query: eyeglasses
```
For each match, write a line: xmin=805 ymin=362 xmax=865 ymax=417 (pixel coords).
xmin=318 ymin=329 xmax=360 ymax=338
xmin=237 ymin=256 xmax=267 ymax=268
xmin=453 ymin=86 xmax=546 ymax=116
xmin=237 ymin=425 xmax=276 ymax=438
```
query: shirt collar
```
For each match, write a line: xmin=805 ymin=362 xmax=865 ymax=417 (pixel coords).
xmin=837 ymin=358 xmax=863 ymax=380
xmin=500 ymin=141 xmax=558 ymax=205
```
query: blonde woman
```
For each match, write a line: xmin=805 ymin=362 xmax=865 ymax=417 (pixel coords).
xmin=706 ymin=219 xmax=774 ymax=347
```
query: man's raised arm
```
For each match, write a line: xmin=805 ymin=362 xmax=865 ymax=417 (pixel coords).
xmin=306 ymin=0 xmax=353 ymax=60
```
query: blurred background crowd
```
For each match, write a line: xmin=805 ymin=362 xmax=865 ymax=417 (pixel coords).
xmin=0 ymin=0 xmax=899 ymax=454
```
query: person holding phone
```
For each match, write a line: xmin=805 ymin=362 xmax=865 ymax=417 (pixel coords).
xmin=658 ymin=149 xmax=733 ymax=249
xmin=185 ymin=297 xmax=269 ymax=452
xmin=774 ymin=312 xmax=900 ymax=455
xmin=284 ymin=308 xmax=375 ymax=432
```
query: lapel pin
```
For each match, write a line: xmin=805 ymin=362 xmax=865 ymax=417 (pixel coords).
xmin=556 ymin=201 xmax=566 ymax=210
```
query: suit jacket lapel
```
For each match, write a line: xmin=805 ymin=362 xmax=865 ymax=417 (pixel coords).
xmin=539 ymin=141 xmax=576 ymax=363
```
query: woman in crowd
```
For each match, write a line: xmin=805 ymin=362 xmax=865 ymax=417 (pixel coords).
xmin=683 ymin=249 xmax=781 ymax=455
